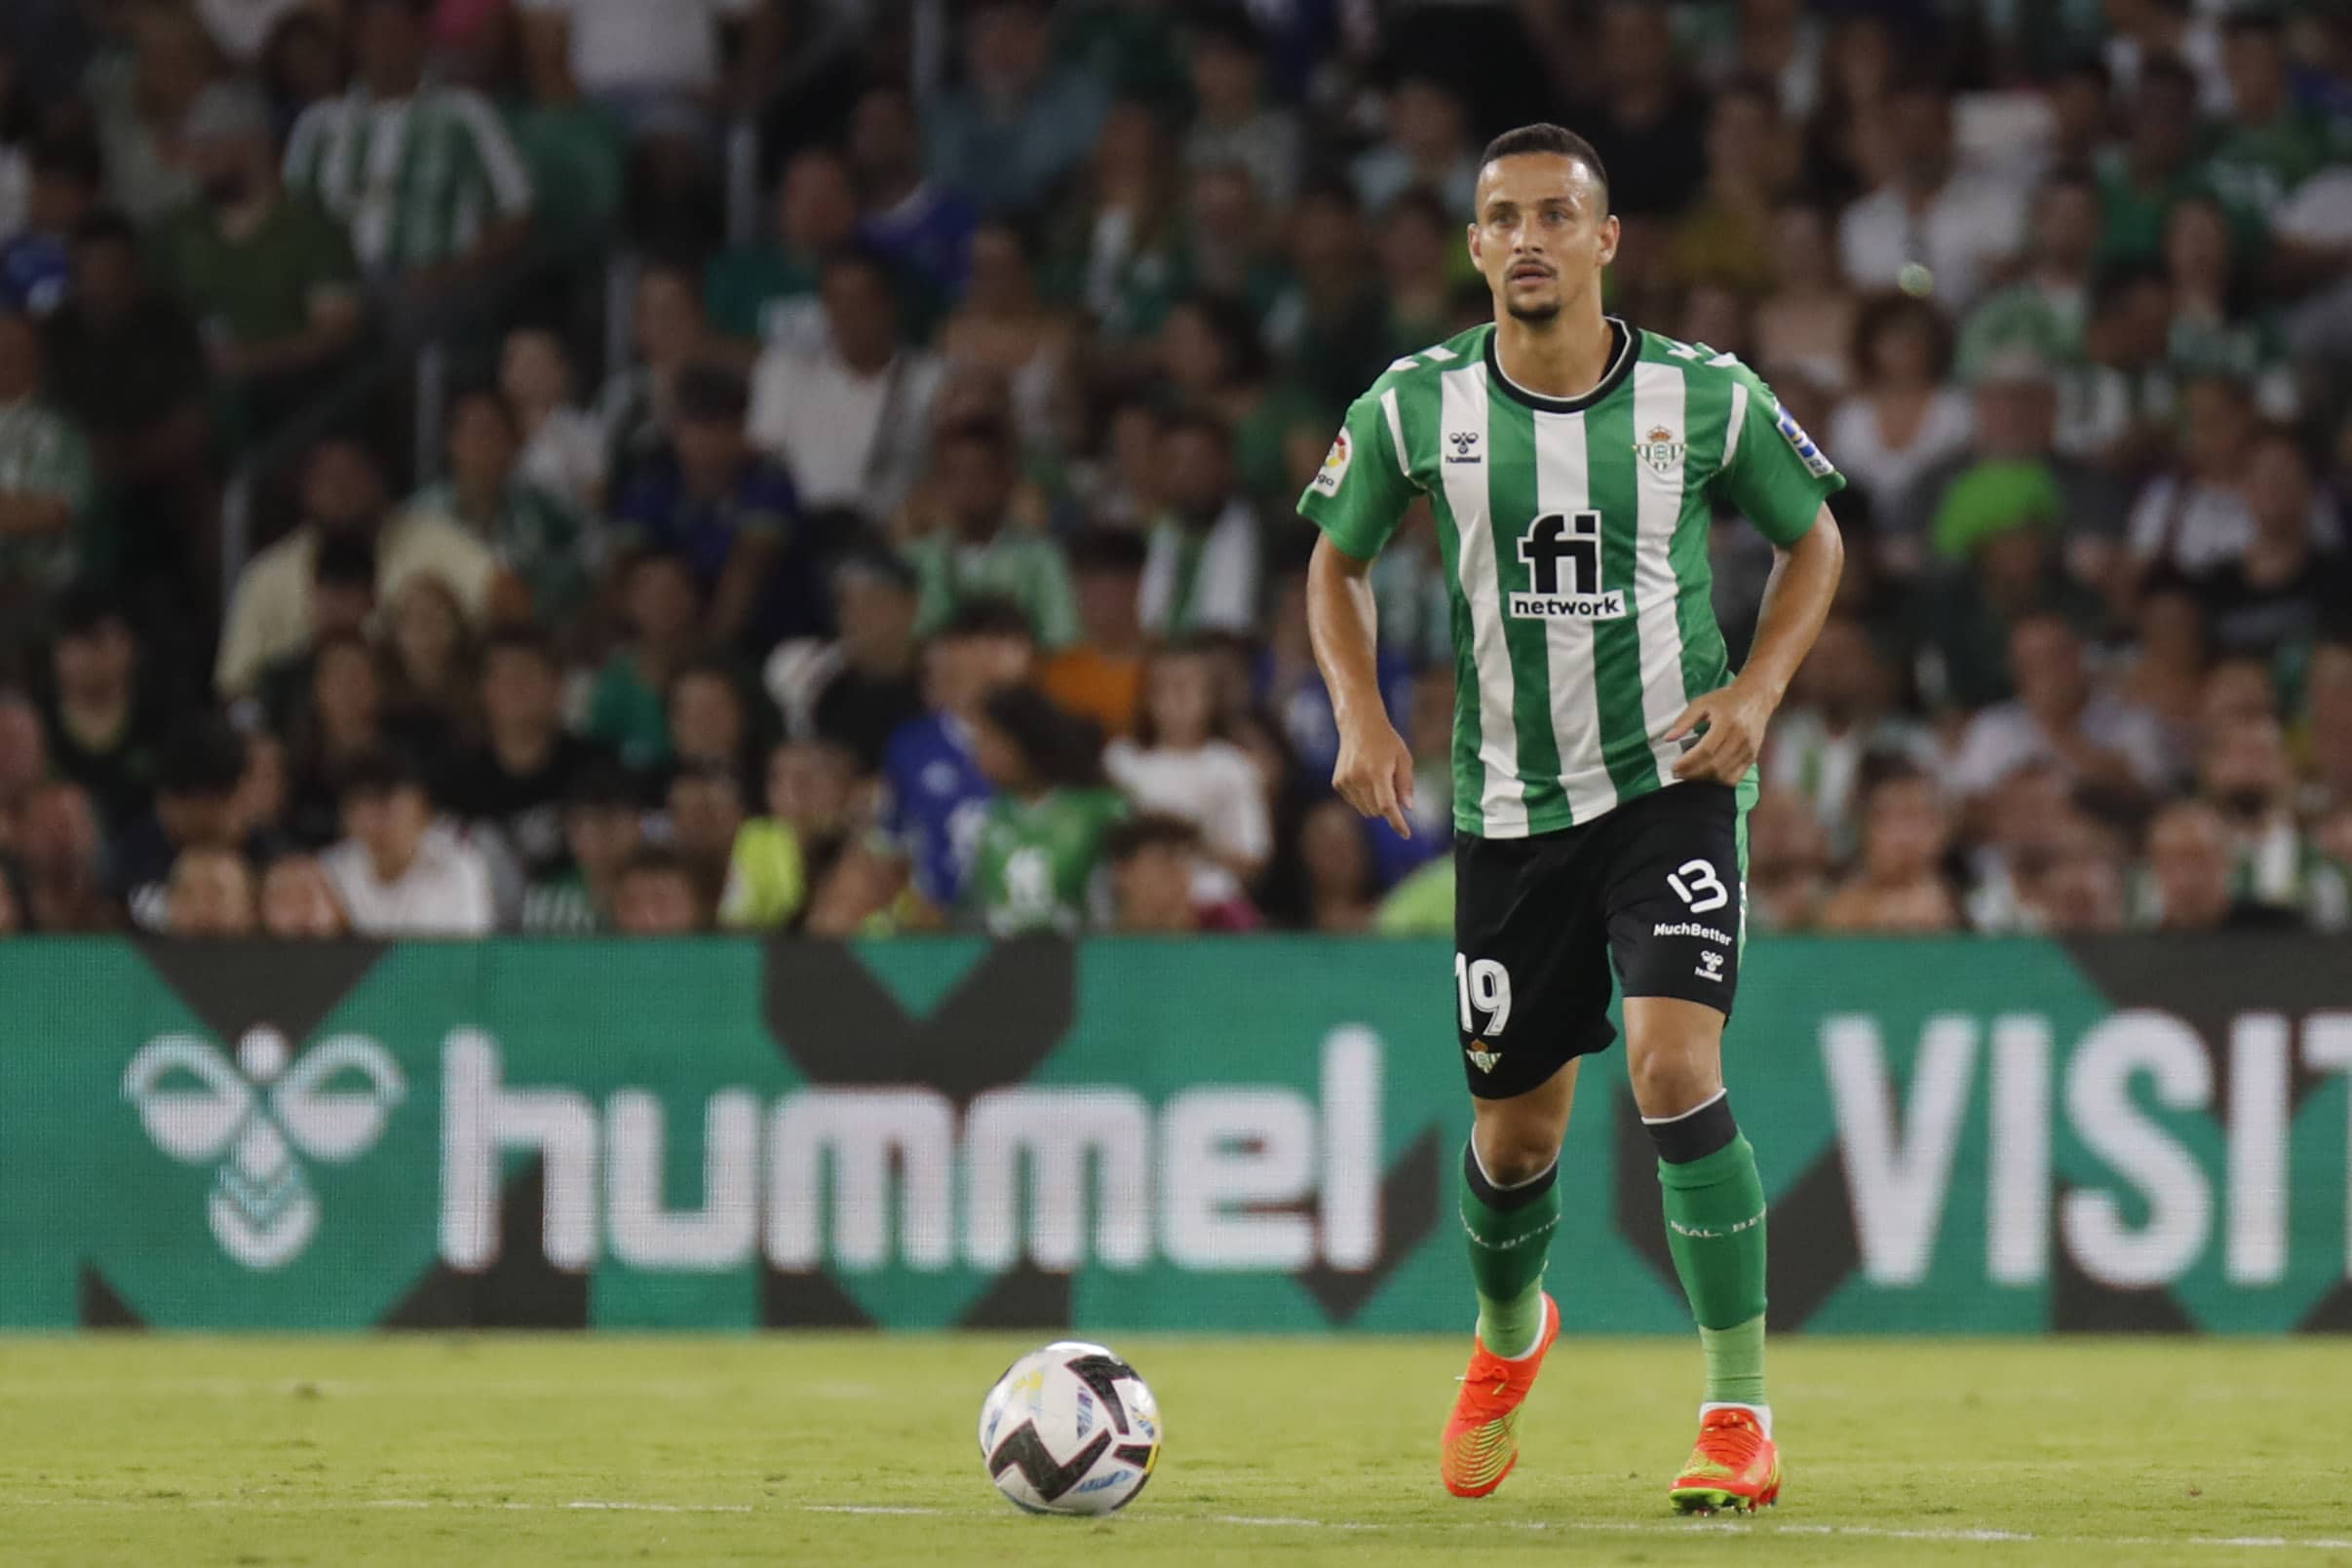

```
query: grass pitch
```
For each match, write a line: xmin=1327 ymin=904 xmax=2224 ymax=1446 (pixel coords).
xmin=0 ymin=1336 xmax=2347 ymax=1566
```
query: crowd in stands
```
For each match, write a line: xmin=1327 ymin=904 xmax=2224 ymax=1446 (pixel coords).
xmin=0 ymin=0 xmax=2347 ymax=942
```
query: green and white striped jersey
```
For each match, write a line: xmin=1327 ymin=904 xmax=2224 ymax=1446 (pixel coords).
xmin=284 ymin=87 xmax=533 ymax=277
xmin=1298 ymin=321 xmax=1843 ymax=839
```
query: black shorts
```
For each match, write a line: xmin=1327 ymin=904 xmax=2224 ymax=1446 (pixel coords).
xmin=1452 ymin=781 xmax=1746 ymax=1100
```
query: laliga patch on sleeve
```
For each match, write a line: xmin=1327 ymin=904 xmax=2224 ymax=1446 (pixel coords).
xmin=1772 ymin=399 xmax=1836 ymax=479
xmin=1311 ymin=428 xmax=1352 ymax=496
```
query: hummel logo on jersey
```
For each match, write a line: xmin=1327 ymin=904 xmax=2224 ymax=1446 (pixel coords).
xmin=1446 ymin=431 xmax=1481 ymax=464
xmin=1653 ymin=921 xmax=1733 ymax=945
xmin=1465 ymin=1039 xmax=1502 ymax=1074
xmin=1696 ymin=950 xmax=1726 ymax=982
xmin=1511 ymin=511 xmax=1628 ymax=620
xmin=1635 ymin=424 xmax=1684 ymax=476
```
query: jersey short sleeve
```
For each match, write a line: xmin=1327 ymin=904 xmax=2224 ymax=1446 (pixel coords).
xmin=1296 ymin=386 xmax=1417 ymax=561
xmin=1716 ymin=364 xmax=1844 ymax=548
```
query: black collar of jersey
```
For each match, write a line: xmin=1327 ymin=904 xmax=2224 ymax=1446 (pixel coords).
xmin=1483 ymin=318 xmax=1636 ymax=414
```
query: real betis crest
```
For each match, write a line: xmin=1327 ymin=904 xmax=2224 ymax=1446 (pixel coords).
xmin=1635 ymin=425 xmax=1684 ymax=477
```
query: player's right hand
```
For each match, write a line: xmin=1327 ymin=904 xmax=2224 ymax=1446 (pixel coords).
xmin=1332 ymin=719 xmax=1416 ymax=838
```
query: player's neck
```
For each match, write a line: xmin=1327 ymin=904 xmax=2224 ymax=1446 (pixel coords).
xmin=1490 ymin=306 xmax=1618 ymax=402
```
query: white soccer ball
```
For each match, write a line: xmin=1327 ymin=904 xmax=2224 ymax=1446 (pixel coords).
xmin=978 ymin=1341 xmax=1161 ymax=1514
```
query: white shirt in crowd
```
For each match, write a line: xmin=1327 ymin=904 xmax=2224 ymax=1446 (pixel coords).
xmin=516 ymin=406 xmax=609 ymax=514
xmin=519 ymin=0 xmax=753 ymax=96
xmin=1139 ymin=500 xmax=1262 ymax=635
xmin=1104 ymin=739 xmax=1271 ymax=882
xmin=1946 ymin=693 xmax=2175 ymax=801
xmin=196 ymin=0 xmax=305 ymax=62
xmin=2127 ymin=476 xmax=2339 ymax=576
xmin=748 ymin=341 xmax=941 ymax=519
xmin=1838 ymin=174 xmax=2026 ymax=313
xmin=323 ymin=823 xmax=497 ymax=937
xmin=1825 ymin=389 xmax=1975 ymax=516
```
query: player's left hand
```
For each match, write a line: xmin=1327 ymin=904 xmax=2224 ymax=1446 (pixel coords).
xmin=1664 ymin=678 xmax=1779 ymax=784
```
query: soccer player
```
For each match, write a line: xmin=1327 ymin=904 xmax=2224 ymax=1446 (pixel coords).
xmin=1300 ymin=124 xmax=1846 ymax=1512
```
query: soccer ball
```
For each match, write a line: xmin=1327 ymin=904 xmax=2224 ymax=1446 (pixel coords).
xmin=978 ymin=1341 xmax=1161 ymax=1514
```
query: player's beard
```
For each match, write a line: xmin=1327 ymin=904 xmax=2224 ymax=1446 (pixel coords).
xmin=1506 ymin=296 xmax=1563 ymax=324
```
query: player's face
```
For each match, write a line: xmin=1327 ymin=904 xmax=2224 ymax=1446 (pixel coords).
xmin=1468 ymin=154 xmax=1617 ymax=325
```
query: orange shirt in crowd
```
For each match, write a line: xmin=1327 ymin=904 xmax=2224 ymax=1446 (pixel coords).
xmin=1039 ymin=647 xmax=1142 ymax=740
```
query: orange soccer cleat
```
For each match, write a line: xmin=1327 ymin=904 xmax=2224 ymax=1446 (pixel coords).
xmin=1439 ymin=1293 xmax=1561 ymax=1498
xmin=1668 ymin=1405 xmax=1781 ymax=1513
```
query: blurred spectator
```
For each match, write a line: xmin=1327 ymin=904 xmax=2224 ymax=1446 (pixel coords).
xmin=0 ymin=687 xmax=48 ymax=825
xmin=2206 ymin=13 xmax=2333 ymax=227
xmin=284 ymin=0 xmax=533 ymax=288
xmin=2103 ymin=0 xmax=2229 ymax=117
xmin=717 ymin=738 xmax=857 ymax=932
xmin=1746 ymin=789 xmax=1832 ymax=932
xmin=598 ymin=261 xmax=711 ymax=487
xmin=1040 ymin=527 xmax=1147 ymax=742
xmin=1270 ymin=797 xmax=1381 ymax=934
xmin=2127 ymin=374 xmax=2266 ymax=580
xmin=1760 ymin=615 xmax=1935 ymax=858
xmin=378 ymin=572 xmax=481 ymax=755
xmin=769 ymin=543 xmax=924 ymax=772
xmin=0 ymin=44 xmax=31 ymax=243
xmin=37 ymin=584 xmax=170 ymax=832
xmin=2118 ymin=582 xmax=2209 ymax=762
xmin=1106 ymin=812 xmax=1257 ymax=934
xmin=1052 ymin=97 xmax=1185 ymax=349
xmin=1373 ymin=852 xmax=1454 ymax=937
xmin=2311 ymin=646 xmax=2352 ymax=816
xmin=1828 ymin=293 xmax=1973 ymax=522
xmin=0 ymin=309 xmax=94 ymax=615
xmin=748 ymin=248 xmax=942 ymax=521
xmin=1262 ymin=177 xmax=1388 ymax=414
xmin=84 ymin=0 xmax=213 ymax=226
xmin=1183 ymin=164 xmax=1290 ymax=323
xmin=1956 ymin=171 xmax=2104 ymax=382
xmin=938 ymin=219 xmax=1077 ymax=460
xmin=849 ymin=81 xmax=977 ymax=300
xmin=257 ymin=849 xmax=346 ymax=937
xmin=216 ymin=435 xmax=499 ymax=699
xmin=15 ymin=778 xmax=113 ymax=931
xmin=663 ymin=658 xmax=756 ymax=788
xmin=611 ymin=844 xmax=707 ymax=935
xmin=0 ymin=137 xmax=99 ymax=317
xmin=1377 ymin=188 xmax=1454 ymax=358
xmin=1838 ymin=78 xmax=2024 ymax=311
xmin=2162 ymin=195 xmax=2293 ymax=417
xmin=1182 ymin=13 xmax=1299 ymax=209
xmin=517 ymin=0 xmax=781 ymax=143
xmin=1157 ymin=293 xmax=1319 ymax=506
xmin=1947 ymin=614 xmax=2172 ymax=805
xmin=612 ymin=364 xmax=815 ymax=654
xmin=1105 ymin=642 xmax=1270 ymax=892
xmin=1670 ymin=76 xmax=1791 ymax=297
xmin=167 ymin=844 xmax=256 ymax=937
xmin=402 ymin=387 xmax=596 ymax=627
xmin=1140 ymin=411 xmax=1260 ymax=636
xmin=582 ymin=551 xmax=701 ymax=771
xmin=110 ymin=714 xmax=251 ymax=932
xmin=1754 ymin=202 xmax=1856 ymax=393
xmin=902 ymin=415 xmax=1076 ymax=647
xmin=2098 ymin=56 xmax=2212 ymax=271
xmin=257 ymin=10 xmax=342 ymax=139
xmin=2187 ymin=427 xmax=2350 ymax=659
xmin=1568 ymin=2 xmax=1708 ymax=220
xmin=283 ymin=632 xmax=387 ymax=846
xmin=2138 ymin=797 xmax=2302 ymax=932
xmin=2199 ymin=712 xmax=2346 ymax=929
xmin=1912 ymin=478 xmax=2103 ymax=712
xmin=881 ymin=597 xmax=1034 ymax=910
xmin=155 ymin=81 xmax=365 ymax=440
xmin=196 ymin=0 xmax=309 ymax=67
xmin=499 ymin=327 xmax=607 ymax=516
xmin=249 ymin=532 xmax=375 ymax=733
xmin=438 ymin=628 xmax=611 ymax=881
xmin=923 ymin=0 xmax=1110 ymax=219
xmin=962 ymin=683 xmax=1124 ymax=936
xmin=664 ymin=759 xmax=745 ymax=907
xmin=703 ymin=147 xmax=859 ymax=361
xmin=1351 ymin=74 xmax=1479 ymax=218
xmin=321 ymin=748 xmax=494 ymax=935
xmin=1818 ymin=765 xmax=1962 ymax=933
xmin=519 ymin=758 xmax=641 ymax=934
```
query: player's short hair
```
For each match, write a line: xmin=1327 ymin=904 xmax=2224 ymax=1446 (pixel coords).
xmin=1477 ymin=124 xmax=1610 ymax=209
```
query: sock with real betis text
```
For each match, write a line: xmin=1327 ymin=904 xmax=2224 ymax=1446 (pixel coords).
xmin=1646 ymin=1091 xmax=1768 ymax=1415
xmin=1459 ymin=1140 xmax=1560 ymax=1358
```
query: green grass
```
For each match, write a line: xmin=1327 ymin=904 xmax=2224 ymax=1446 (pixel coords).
xmin=0 ymin=1336 xmax=2348 ymax=1566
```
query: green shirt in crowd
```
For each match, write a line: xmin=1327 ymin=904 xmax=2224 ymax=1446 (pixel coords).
xmin=151 ymin=192 xmax=361 ymax=349
xmin=903 ymin=528 xmax=1080 ymax=648
xmin=0 ymin=400 xmax=96 ymax=592
xmin=964 ymin=787 xmax=1128 ymax=937
xmin=403 ymin=477 xmax=599 ymax=624
xmin=584 ymin=652 xmax=672 ymax=771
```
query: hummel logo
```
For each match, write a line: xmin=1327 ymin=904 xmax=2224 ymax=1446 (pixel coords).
xmin=1696 ymin=950 xmax=1726 ymax=983
xmin=1446 ymin=431 xmax=1481 ymax=464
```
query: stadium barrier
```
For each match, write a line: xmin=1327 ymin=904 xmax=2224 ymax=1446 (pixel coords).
xmin=5 ymin=935 xmax=2348 ymax=1333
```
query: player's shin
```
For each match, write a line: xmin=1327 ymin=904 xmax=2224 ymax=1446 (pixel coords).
xmin=1646 ymin=1090 xmax=1768 ymax=1420
xmin=1459 ymin=1140 xmax=1561 ymax=1358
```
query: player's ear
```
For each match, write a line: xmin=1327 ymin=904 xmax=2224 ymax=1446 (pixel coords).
xmin=1465 ymin=220 xmax=1483 ymax=267
xmin=1596 ymin=213 xmax=1621 ymax=270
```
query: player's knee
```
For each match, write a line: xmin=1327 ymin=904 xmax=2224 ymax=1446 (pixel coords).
xmin=1472 ymin=1122 xmax=1563 ymax=1187
xmin=1626 ymin=1044 xmax=1720 ymax=1123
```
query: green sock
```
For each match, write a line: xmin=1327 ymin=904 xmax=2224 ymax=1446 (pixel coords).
xmin=1459 ymin=1142 xmax=1560 ymax=1358
xmin=1658 ymin=1135 xmax=1768 ymax=1405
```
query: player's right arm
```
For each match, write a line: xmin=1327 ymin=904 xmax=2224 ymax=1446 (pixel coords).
xmin=1299 ymin=388 xmax=1420 ymax=838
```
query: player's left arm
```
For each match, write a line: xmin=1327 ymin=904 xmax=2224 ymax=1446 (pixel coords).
xmin=1667 ymin=369 xmax=1848 ymax=784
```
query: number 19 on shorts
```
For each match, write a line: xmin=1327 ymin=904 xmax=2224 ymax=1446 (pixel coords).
xmin=1455 ymin=953 xmax=1512 ymax=1037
